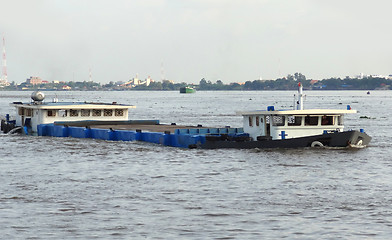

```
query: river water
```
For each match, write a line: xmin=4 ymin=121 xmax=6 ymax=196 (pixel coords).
xmin=0 ymin=90 xmax=391 ymax=239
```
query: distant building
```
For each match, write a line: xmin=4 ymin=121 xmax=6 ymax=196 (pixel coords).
xmin=0 ymin=78 xmax=10 ymax=86
xmin=310 ymin=80 xmax=319 ymax=85
xmin=145 ymin=76 xmax=152 ymax=86
xmin=370 ymin=74 xmax=390 ymax=79
xmin=26 ymin=76 xmax=43 ymax=85
xmin=231 ymin=82 xmax=245 ymax=85
xmin=133 ymin=76 xmax=140 ymax=86
xmin=115 ymin=81 xmax=125 ymax=85
xmin=121 ymin=75 xmax=153 ymax=88
xmin=354 ymin=73 xmax=392 ymax=79
xmin=162 ymin=79 xmax=174 ymax=84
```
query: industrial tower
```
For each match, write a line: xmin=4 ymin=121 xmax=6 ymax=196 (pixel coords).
xmin=0 ymin=36 xmax=8 ymax=86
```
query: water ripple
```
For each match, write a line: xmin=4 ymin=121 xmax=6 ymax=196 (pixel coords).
xmin=0 ymin=91 xmax=391 ymax=239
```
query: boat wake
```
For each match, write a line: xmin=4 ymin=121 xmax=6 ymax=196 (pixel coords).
xmin=7 ymin=126 xmax=22 ymax=135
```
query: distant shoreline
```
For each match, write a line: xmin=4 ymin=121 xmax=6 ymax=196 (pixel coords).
xmin=0 ymin=76 xmax=390 ymax=91
xmin=0 ymin=89 xmax=387 ymax=92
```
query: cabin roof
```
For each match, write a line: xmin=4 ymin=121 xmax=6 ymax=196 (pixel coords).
xmin=236 ymin=109 xmax=357 ymax=116
xmin=10 ymin=102 xmax=135 ymax=110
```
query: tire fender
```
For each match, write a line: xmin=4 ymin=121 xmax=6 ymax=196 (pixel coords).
xmin=311 ymin=141 xmax=324 ymax=147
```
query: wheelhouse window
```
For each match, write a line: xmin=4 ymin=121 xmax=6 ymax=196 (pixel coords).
xmin=265 ymin=116 xmax=270 ymax=124
xmin=104 ymin=109 xmax=113 ymax=116
xmin=47 ymin=110 xmax=56 ymax=117
xmin=248 ymin=116 xmax=253 ymax=127
xmin=321 ymin=115 xmax=333 ymax=125
xmin=115 ymin=109 xmax=124 ymax=116
xmin=305 ymin=116 xmax=318 ymax=126
xmin=18 ymin=107 xmax=24 ymax=115
xmin=288 ymin=116 xmax=302 ymax=126
xmin=256 ymin=116 xmax=260 ymax=126
xmin=59 ymin=110 xmax=67 ymax=117
xmin=25 ymin=108 xmax=33 ymax=117
xmin=70 ymin=109 xmax=79 ymax=117
xmin=337 ymin=115 xmax=343 ymax=125
xmin=92 ymin=109 xmax=102 ymax=116
xmin=81 ymin=109 xmax=90 ymax=117
xmin=272 ymin=115 xmax=285 ymax=126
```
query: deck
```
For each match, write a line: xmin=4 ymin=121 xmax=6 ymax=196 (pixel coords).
xmin=54 ymin=120 xmax=208 ymax=134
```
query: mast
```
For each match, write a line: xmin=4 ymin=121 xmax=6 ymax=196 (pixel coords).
xmin=297 ymin=82 xmax=303 ymax=110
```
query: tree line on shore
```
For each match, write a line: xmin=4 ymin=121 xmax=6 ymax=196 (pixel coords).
xmin=1 ymin=73 xmax=391 ymax=91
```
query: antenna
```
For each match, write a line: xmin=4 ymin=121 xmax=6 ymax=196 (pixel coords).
xmin=89 ymin=68 xmax=92 ymax=82
xmin=2 ymin=36 xmax=7 ymax=83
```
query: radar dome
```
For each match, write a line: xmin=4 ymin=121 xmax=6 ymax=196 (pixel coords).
xmin=31 ymin=91 xmax=45 ymax=101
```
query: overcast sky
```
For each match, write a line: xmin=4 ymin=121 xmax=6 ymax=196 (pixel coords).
xmin=1 ymin=0 xmax=391 ymax=84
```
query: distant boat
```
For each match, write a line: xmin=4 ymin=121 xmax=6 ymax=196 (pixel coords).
xmin=180 ymin=86 xmax=196 ymax=93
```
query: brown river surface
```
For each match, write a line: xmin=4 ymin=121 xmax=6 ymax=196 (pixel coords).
xmin=0 ymin=90 xmax=391 ymax=239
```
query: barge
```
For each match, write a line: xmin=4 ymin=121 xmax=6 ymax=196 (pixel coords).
xmin=1 ymin=85 xmax=371 ymax=149
xmin=179 ymin=86 xmax=196 ymax=93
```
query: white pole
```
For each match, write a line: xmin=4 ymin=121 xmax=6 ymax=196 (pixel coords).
xmin=297 ymin=82 xmax=303 ymax=110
